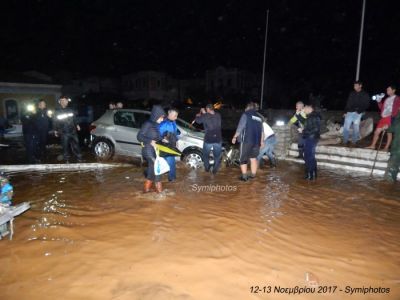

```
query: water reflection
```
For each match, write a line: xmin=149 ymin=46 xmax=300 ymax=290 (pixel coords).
xmin=0 ymin=162 xmax=399 ymax=300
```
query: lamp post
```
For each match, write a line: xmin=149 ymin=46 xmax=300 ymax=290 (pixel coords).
xmin=356 ymin=0 xmax=366 ymax=81
xmin=260 ymin=10 xmax=270 ymax=110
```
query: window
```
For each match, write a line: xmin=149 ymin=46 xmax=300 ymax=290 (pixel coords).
xmin=176 ymin=118 xmax=201 ymax=132
xmin=114 ymin=111 xmax=136 ymax=128
xmin=5 ymin=99 xmax=18 ymax=122
xmin=133 ymin=112 xmax=149 ymax=128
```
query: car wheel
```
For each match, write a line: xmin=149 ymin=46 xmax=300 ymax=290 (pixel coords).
xmin=183 ymin=150 xmax=203 ymax=169
xmin=93 ymin=138 xmax=114 ymax=160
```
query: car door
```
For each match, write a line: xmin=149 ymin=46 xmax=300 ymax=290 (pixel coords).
xmin=112 ymin=110 xmax=141 ymax=156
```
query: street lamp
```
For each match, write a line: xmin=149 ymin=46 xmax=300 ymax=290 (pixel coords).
xmin=356 ymin=0 xmax=366 ymax=81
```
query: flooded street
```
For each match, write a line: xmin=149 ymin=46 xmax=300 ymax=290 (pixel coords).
xmin=0 ymin=162 xmax=399 ymax=300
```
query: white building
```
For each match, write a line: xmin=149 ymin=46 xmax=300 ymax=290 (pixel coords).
xmin=121 ymin=71 xmax=178 ymax=101
xmin=206 ymin=66 xmax=259 ymax=95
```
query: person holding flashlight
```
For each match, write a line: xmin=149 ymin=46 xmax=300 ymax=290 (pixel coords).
xmin=366 ymin=85 xmax=400 ymax=151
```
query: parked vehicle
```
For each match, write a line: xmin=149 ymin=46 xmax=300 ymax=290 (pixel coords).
xmin=4 ymin=124 xmax=22 ymax=138
xmin=90 ymin=109 xmax=208 ymax=168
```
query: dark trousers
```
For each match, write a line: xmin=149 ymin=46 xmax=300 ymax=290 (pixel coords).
xmin=144 ymin=155 xmax=161 ymax=182
xmin=24 ymin=133 xmax=37 ymax=164
xmin=61 ymin=132 xmax=82 ymax=160
xmin=304 ymin=137 xmax=318 ymax=173
xmin=298 ymin=135 xmax=305 ymax=158
xmin=35 ymin=130 xmax=48 ymax=160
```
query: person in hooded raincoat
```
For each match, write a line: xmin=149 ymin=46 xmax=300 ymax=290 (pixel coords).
xmin=137 ymin=105 xmax=166 ymax=193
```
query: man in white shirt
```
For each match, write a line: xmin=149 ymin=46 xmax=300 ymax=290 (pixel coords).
xmin=257 ymin=116 xmax=277 ymax=168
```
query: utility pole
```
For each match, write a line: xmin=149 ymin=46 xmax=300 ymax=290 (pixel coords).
xmin=356 ymin=0 xmax=366 ymax=81
xmin=260 ymin=10 xmax=269 ymax=110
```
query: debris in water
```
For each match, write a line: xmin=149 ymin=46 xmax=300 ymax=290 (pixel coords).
xmin=305 ymin=272 xmax=319 ymax=287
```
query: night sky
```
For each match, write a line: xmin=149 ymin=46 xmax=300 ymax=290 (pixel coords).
xmin=1 ymin=0 xmax=400 ymax=108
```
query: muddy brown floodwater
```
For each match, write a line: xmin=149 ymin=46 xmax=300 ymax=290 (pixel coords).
xmin=0 ymin=162 xmax=399 ymax=300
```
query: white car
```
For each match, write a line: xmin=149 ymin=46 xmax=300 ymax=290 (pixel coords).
xmin=90 ymin=109 xmax=207 ymax=168
xmin=4 ymin=124 xmax=22 ymax=138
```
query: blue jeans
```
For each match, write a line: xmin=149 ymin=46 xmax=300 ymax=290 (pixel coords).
xmin=257 ymin=135 xmax=277 ymax=162
xmin=203 ymin=142 xmax=222 ymax=173
xmin=164 ymin=156 xmax=176 ymax=181
xmin=343 ymin=112 xmax=362 ymax=143
xmin=304 ymin=137 xmax=318 ymax=173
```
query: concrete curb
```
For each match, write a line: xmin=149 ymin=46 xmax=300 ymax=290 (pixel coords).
xmin=0 ymin=163 xmax=133 ymax=173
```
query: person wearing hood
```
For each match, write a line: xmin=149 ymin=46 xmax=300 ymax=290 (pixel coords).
xmin=137 ymin=105 xmax=166 ymax=193
xmin=299 ymin=104 xmax=321 ymax=180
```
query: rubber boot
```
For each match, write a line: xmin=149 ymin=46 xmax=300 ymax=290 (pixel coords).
xmin=144 ymin=179 xmax=153 ymax=193
xmin=155 ymin=181 xmax=163 ymax=193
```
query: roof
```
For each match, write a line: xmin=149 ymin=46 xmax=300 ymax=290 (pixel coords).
xmin=0 ymin=70 xmax=59 ymax=85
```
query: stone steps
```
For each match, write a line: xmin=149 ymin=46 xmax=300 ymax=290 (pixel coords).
xmin=284 ymin=143 xmax=398 ymax=178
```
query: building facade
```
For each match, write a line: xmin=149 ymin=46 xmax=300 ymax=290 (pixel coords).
xmin=122 ymin=71 xmax=179 ymax=102
xmin=0 ymin=82 xmax=62 ymax=124
xmin=205 ymin=66 xmax=259 ymax=98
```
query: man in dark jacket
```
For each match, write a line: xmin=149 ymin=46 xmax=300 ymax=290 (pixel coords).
xmin=343 ymin=81 xmax=370 ymax=145
xmin=137 ymin=105 xmax=166 ymax=193
xmin=232 ymin=102 xmax=264 ymax=181
xmin=195 ymin=104 xmax=222 ymax=175
xmin=34 ymin=100 xmax=51 ymax=162
xmin=299 ymin=105 xmax=321 ymax=180
xmin=53 ymin=96 xmax=82 ymax=163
